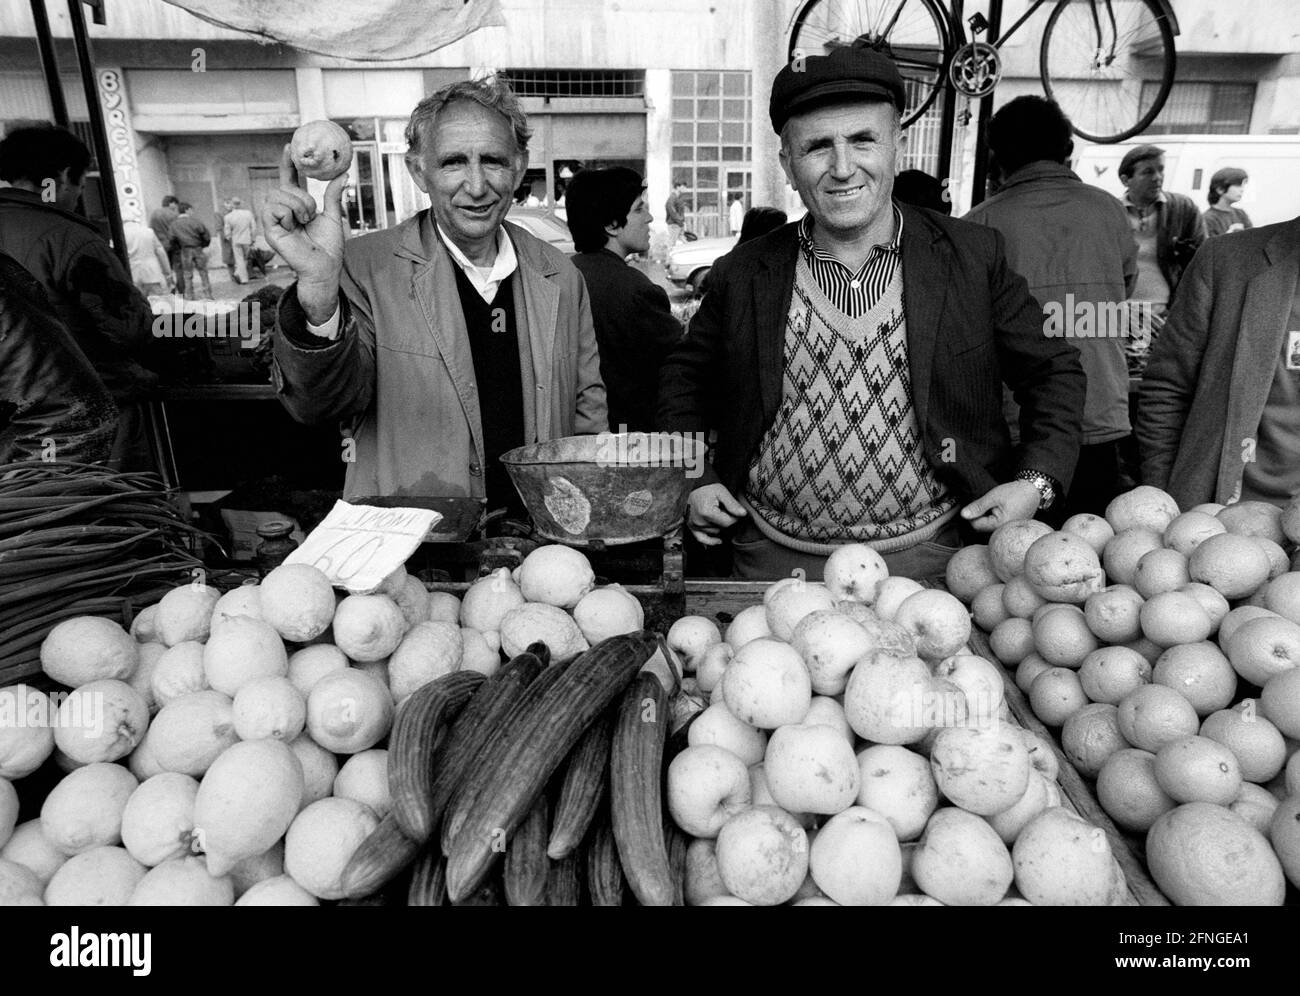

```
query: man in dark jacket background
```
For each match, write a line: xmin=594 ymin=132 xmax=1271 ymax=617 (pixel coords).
xmin=0 ymin=123 xmax=155 ymax=470
xmin=567 ymin=167 xmax=682 ymax=432
xmin=149 ymin=194 xmax=181 ymax=289
xmin=0 ymin=252 xmax=119 ymax=465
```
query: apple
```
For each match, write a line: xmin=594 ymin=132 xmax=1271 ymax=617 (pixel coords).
xmin=724 ymin=605 xmax=770 ymax=650
xmin=667 ymin=616 xmax=722 ymax=674
xmin=823 ymin=543 xmax=889 ymax=604
xmin=715 ymin=806 xmax=809 ymax=906
xmin=843 ymin=652 xmax=932 ymax=745
xmin=695 ymin=642 xmax=734 ymax=694
xmin=933 ymin=654 xmax=1005 ymax=725
xmin=684 ymin=838 xmax=728 ymax=906
xmin=764 ymin=723 xmax=859 ymax=815
xmin=765 ymin=581 xmax=836 ymax=642
xmin=855 ymin=744 xmax=939 ymax=841
xmin=893 ymin=589 xmax=972 ymax=661
xmin=911 ymin=807 xmax=1014 ymax=906
xmin=930 ymin=724 xmax=1032 ymax=816
xmin=873 ymin=576 xmax=924 ymax=621
xmin=803 ymin=695 xmax=853 ymax=744
xmin=667 ymin=744 xmax=752 ymax=839
xmin=749 ymin=764 xmax=815 ymax=829
xmin=790 ymin=610 xmax=873 ymax=695
xmin=986 ymin=770 xmax=1059 ymax=845
xmin=721 ymin=638 xmax=811 ymax=730
xmin=1017 ymin=728 xmax=1061 ymax=781
xmin=809 ymin=806 xmax=902 ymax=906
xmin=687 ymin=702 xmax=767 ymax=766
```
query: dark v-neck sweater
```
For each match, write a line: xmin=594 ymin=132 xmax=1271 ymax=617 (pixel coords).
xmin=448 ymin=263 xmax=527 ymax=516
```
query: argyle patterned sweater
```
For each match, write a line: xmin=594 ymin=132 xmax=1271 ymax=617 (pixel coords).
xmin=745 ymin=252 xmax=959 ymax=554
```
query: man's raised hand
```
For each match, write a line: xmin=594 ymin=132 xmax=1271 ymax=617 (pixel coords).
xmin=260 ymin=144 xmax=350 ymax=324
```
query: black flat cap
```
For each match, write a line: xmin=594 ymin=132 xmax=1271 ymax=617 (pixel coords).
xmin=770 ymin=46 xmax=907 ymax=134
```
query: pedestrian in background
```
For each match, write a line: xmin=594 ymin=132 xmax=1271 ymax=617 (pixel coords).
xmin=123 ymin=218 xmax=174 ymax=296
xmin=1202 ymin=167 xmax=1253 ymax=238
xmin=965 ymin=96 xmax=1137 ymax=521
xmin=665 ymin=180 xmax=688 ymax=251
xmin=218 ymin=197 xmax=237 ymax=280
xmin=149 ymin=193 xmax=182 ymax=289
xmin=729 ymin=195 xmax=745 ymax=235
xmin=893 ymin=169 xmax=951 ymax=215
xmin=224 ymin=197 xmax=257 ymax=284
xmin=171 ymin=202 xmax=213 ymax=299
xmin=1116 ymin=144 xmax=1206 ymax=378
xmin=568 ymin=167 xmax=682 ymax=433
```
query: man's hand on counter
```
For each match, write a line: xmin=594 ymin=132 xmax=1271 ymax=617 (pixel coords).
xmin=961 ymin=479 xmax=1043 ymax=532
xmin=261 ymin=143 xmax=349 ymax=326
xmin=688 ymin=483 xmax=748 ymax=546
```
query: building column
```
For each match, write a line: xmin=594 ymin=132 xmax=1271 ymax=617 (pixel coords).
xmin=751 ymin=0 xmax=801 ymax=217
xmin=645 ymin=68 xmax=674 ymax=237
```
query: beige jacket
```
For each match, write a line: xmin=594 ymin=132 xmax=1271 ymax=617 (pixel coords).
xmin=272 ymin=213 xmax=607 ymax=499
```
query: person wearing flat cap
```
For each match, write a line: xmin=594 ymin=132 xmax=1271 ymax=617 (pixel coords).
xmin=658 ymin=47 xmax=1086 ymax=581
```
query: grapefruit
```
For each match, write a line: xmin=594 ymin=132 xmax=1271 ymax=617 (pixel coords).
xmin=1105 ymin=486 xmax=1179 ymax=534
xmin=944 ymin=545 xmax=999 ymax=604
xmin=1032 ymin=606 xmax=1097 ymax=668
xmin=1060 ymin=513 xmax=1114 ymax=555
xmin=1028 ymin=667 xmax=1089 ymax=726
xmin=989 ymin=617 xmax=1034 ymax=666
xmin=1151 ymin=642 xmax=1237 ymax=717
xmin=1147 ymin=802 xmax=1285 ymax=905
xmin=1102 ymin=528 xmax=1163 ymax=588
xmin=1217 ymin=500 xmax=1286 ymax=544
xmin=1261 ymin=573 xmax=1300 ymax=626
xmin=988 ymin=519 xmax=1053 ymax=582
xmin=1153 ymin=735 xmax=1243 ymax=805
xmin=1096 ymin=748 xmax=1175 ymax=832
xmin=1260 ymin=667 xmax=1300 ymax=738
xmin=971 ymin=583 xmax=1010 ymax=631
xmin=1138 ymin=591 xmax=1213 ymax=648
xmin=1083 ymin=585 xmax=1144 ymax=644
xmin=1002 ymin=574 xmax=1047 ymax=619
xmin=1199 ymin=701 xmax=1287 ymax=784
xmin=1022 ymin=532 xmax=1106 ymax=604
xmin=1225 ymin=615 xmax=1300 ymax=687
xmin=1078 ymin=646 xmax=1151 ymax=705
xmin=1117 ymin=684 xmax=1199 ymax=753
xmin=1133 ymin=548 xmax=1190 ymax=599
xmin=1188 ymin=533 xmax=1271 ymax=599
xmin=1061 ymin=703 xmax=1127 ymax=777
xmin=1163 ymin=511 xmax=1226 ymax=555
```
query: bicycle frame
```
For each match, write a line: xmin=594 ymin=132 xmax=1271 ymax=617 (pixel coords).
xmin=986 ymin=0 xmax=1180 ymax=51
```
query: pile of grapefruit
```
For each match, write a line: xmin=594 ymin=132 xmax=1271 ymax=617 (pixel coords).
xmin=0 ymin=544 xmax=645 ymax=906
xmin=954 ymin=488 xmax=1300 ymax=905
xmin=666 ymin=547 xmax=1126 ymax=906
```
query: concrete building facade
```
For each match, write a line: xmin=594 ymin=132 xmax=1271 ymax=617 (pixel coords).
xmin=3 ymin=0 xmax=1297 ymax=234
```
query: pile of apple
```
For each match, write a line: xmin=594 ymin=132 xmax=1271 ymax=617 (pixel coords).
xmin=950 ymin=488 xmax=1300 ymax=905
xmin=662 ymin=548 xmax=1128 ymax=907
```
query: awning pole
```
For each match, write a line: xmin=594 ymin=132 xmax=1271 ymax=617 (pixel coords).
xmin=65 ymin=0 xmax=128 ymax=269
xmin=30 ymin=0 xmax=70 ymax=128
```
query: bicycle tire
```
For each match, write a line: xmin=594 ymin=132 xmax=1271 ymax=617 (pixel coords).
xmin=1040 ymin=0 xmax=1177 ymax=144
xmin=787 ymin=0 xmax=954 ymax=130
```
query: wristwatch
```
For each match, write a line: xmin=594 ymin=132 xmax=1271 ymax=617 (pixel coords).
xmin=1013 ymin=470 xmax=1058 ymax=511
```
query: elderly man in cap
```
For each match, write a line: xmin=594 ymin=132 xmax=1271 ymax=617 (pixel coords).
xmin=263 ymin=75 xmax=607 ymax=510
xmin=658 ymin=47 xmax=1085 ymax=581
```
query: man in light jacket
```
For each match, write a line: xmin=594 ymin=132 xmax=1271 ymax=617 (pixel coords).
xmin=965 ymin=96 xmax=1137 ymax=521
xmin=264 ymin=75 xmax=607 ymax=505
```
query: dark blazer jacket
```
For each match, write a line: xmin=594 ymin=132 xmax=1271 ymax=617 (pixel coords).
xmin=1137 ymin=217 xmax=1300 ymax=508
xmin=572 ymin=249 xmax=683 ymax=433
xmin=657 ymin=205 xmax=1086 ymax=505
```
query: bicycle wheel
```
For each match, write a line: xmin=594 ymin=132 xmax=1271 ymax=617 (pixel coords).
xmin=1040 ymin=0 xmax=1177 ymax=143
xmin=788 ymin=0 xmax=953 ymax=129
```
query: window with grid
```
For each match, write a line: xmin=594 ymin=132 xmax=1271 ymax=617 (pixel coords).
xmin=671 ymin=70 xmax=753 ymax=238
xmin=502 ymin=70 xmax=645 ymax=98
xmin=1139 ymin=81 xmax=1255 ymax=135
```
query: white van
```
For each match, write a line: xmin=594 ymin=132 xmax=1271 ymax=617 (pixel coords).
xmin=1071 ymin=135 xmax=1300 ymax=228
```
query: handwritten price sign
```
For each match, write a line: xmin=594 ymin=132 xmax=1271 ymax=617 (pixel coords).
xmin=284 ymin=500 xmax=442 ymax=594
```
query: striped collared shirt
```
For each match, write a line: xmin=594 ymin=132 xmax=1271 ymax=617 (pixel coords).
xmin=797 ymin=204 xmax=904 ymax=319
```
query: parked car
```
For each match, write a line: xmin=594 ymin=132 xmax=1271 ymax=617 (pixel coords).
xmin=666 ymin=234 xmax=738 ymax=294
xmin=507 ymin=206 xmax=574 ymax=255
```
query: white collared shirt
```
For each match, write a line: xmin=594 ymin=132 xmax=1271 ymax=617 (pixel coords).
xmin=305 ymin=221 xmax=519 ymax=339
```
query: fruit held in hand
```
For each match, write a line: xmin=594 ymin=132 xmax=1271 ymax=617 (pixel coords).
xmin=290 ymin=121 xmax=353 ymax=181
